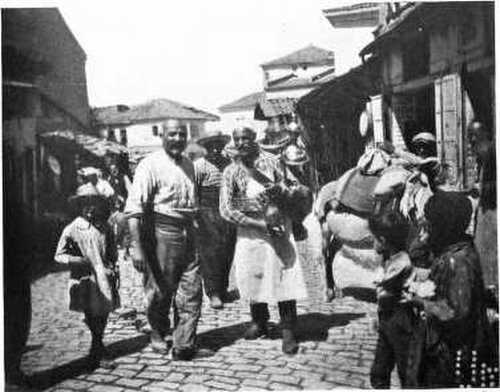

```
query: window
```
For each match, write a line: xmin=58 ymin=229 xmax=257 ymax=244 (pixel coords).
xmin=107 ymin=128 xmax=117 ymax=142
xmin=120 ymin=129 xmax=127 ymax=146
xmin=152 ymin=125 xmax=158 ymax=136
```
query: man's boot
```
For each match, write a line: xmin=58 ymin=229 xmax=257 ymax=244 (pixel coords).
xmin=278 ymin=300 xmax=298 ymax=354
xmin=244 ymin=303 xmax=269 ymax=340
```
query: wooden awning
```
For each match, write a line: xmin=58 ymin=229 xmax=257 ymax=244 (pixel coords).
xmin=254 ymin=97 xmax=298 ymax=120
xmin=40 ymin=130 xmax=128 ymax=157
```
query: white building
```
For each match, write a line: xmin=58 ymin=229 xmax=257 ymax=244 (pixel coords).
xmin=217 ymin=92 xmax=267 ymax=139
xmin=92 ymin=98 xmax=219 ymax=157
xmin=261 ymin=44 xmax=336 ymax=100
xmin=218 ymin=45 xmax=337 ymax=136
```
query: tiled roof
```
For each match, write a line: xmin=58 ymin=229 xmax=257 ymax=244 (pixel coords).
xmin=93 ymin=98 xmax=219 ymax=126
xmin=218 ymin=92 xmax=265 ymax=112
xmin=266 ymin=67 xmax=336 ymax=91
xmin=254 ymin=97 xmax=298 ymax=120
xmin=261 ymin=45 xmax=335 ymax=69
xmin=323 ymin=2 xmax=380 ymax=14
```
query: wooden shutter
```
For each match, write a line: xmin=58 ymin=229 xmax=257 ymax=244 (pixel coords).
xmin=434 ymin=74 xmax=464 ymax=189
xmin=370 ymin=95 xmax=384 ymax=144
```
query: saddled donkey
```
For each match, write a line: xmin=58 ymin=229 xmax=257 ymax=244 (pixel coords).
xmin=314 ymin=148 xmax=434 ymax=300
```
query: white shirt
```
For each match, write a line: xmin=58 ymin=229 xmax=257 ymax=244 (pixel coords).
xmin=125 ymin=150 xmax=197 ymax=219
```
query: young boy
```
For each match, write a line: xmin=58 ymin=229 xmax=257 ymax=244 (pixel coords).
xmin=368 ymin=210 xmax=416 ymax=388
xmin=55 ymin=183 xmax=120 ymax=368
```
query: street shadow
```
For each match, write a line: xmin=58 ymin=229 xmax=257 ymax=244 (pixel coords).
xmin=197 ymin=321 xmax=251 ymax=351
xmin=295 ymin=312 xmax=365 ymax=342
xmin=222 ymin=289 xmax=240 ymax=303
xmin=341 ymin=287 xmax=377 ymax=303
xmin=26 ymin=334 xmax=149 ymax=390
xmin=196 ymin=312 xmax=364 ymax=352
xmin=30 ymin=260 xmax=68 ymax=283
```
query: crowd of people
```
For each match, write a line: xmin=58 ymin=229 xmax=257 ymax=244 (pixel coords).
xmin=50 ymin=119 xmax=313 ymax=367
xmin=7 ymin=117 xmax=497 ymax=389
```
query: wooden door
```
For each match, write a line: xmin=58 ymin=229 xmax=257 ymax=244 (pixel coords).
xmin=435 ymin=73 xmax=464 ymax=189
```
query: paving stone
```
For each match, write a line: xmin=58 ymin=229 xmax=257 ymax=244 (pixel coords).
xmin=115 ymin=378 xmax=150 ymax=389
xmin=167 ymin=365 xmax=206 ymax=374
xmin=204 ymin=380 xmax=239 ymax=391
xmin=111 ymin=368 xmax=140 ymax=378
xmin=261 ymin=366 xmax=292 ymax=375
xmin=119 ymin=364 xmax=146 ymax=371
xmin=270 ymin=374 xmax=302 ymax=386
xmin=269 ymin=382 xmax=301 ymax=390
xmin=88 ymin=385 xmax=124 ymax=392
xmin=293 ymin=370 xmax=324 ymax=380
xmin=142 ymin=381 xmax=181 ymax=391
xmin=146 ymin=365 xmax=171 ymax=373
xmin=140 ymin=353 xmax=165 ymax=360
xmin=115 ymin=356 xmax=140 ymax=364
xmin=301 ymin=379 xmax=339 ymax=389
xmin=55 ymin=379 xmax=95 ymax=390
xmin=184 ymin=374 xmax=211 ymax=383
xmin=179 ymin=383 xmax=210 ymax=392
xmin=192 ymin=360 xmax=227 ymax=369
xmin=136 ymin=371 xmax=168 ymax=381
xmin=242 ymin=378 xmax=271 ymax=389
xmin=324 ymin=370 xmax=351 ymax=383
xmin=228 ymin=364 xmax=263 ymax=372
xmin=85 ymin=374 xmax=119 ymax=383
xmin=348 ymin=365 xmax=371 ymax=376
xmin=235 ymin=372 xmax=270 ymax=381
xmin=257 ymin=359 xmax=287 ymax=367
xmin=211 ymin=375 xmax=241 ymax=385
xmin=164 ymin=372 xmax=187 ymax=382
xmin=206 ymin=368 xmax=236 ymax=377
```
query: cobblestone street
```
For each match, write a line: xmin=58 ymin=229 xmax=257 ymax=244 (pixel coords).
xmin=16 ymin=217 xmax=390 ymax=391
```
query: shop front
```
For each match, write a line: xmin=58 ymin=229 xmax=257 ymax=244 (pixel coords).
xmin=361 ymin=2 xmax=494 ymax=190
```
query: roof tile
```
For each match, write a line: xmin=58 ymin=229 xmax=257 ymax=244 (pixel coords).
xmin=218 ymin=92 xmax=265 ymax=112
xmin=261 ymin=45 xmax=334 ymax=69
xmin=93 ymin=98 xmax=219 ymax=125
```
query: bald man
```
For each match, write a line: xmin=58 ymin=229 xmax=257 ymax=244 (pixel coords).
xmin=125 ymin=119 xmax=202 ymax=360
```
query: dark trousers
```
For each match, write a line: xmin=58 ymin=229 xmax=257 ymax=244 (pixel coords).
xmin=250 ymin=300 xmax=297 ymax=328
xmin=197 ymin=209 xmax=236 ymax=297
xmin=144 ymin=219 xmax=202 ymax=351
xmin=370 ymin=306 xmax=416 ymax=389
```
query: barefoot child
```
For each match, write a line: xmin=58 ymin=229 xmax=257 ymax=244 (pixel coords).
xmin=368 ymin=210 xmax=419 ymax=388
xmin=55 ymin=183 xmax=120 ymax=367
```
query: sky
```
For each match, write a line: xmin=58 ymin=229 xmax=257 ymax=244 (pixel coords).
xmin=6 ymin=0 xmax=376 ymax=114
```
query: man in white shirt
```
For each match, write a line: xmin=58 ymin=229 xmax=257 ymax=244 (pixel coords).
xmin=125 ymin=119 xmax=201 ymax=361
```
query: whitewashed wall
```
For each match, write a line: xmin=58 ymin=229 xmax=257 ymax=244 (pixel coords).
xmin=99 ymin=119 xmax=209 ymax=147
xmin=215 ymin=110 xmax=268 ymax=139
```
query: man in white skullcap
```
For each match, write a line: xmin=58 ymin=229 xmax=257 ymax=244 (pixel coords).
xmin=411 ymin=132 xmax=437 ymax=159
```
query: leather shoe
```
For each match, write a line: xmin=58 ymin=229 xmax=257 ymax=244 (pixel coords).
xmin=172 ymin=347 xmax=195 ymax=361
